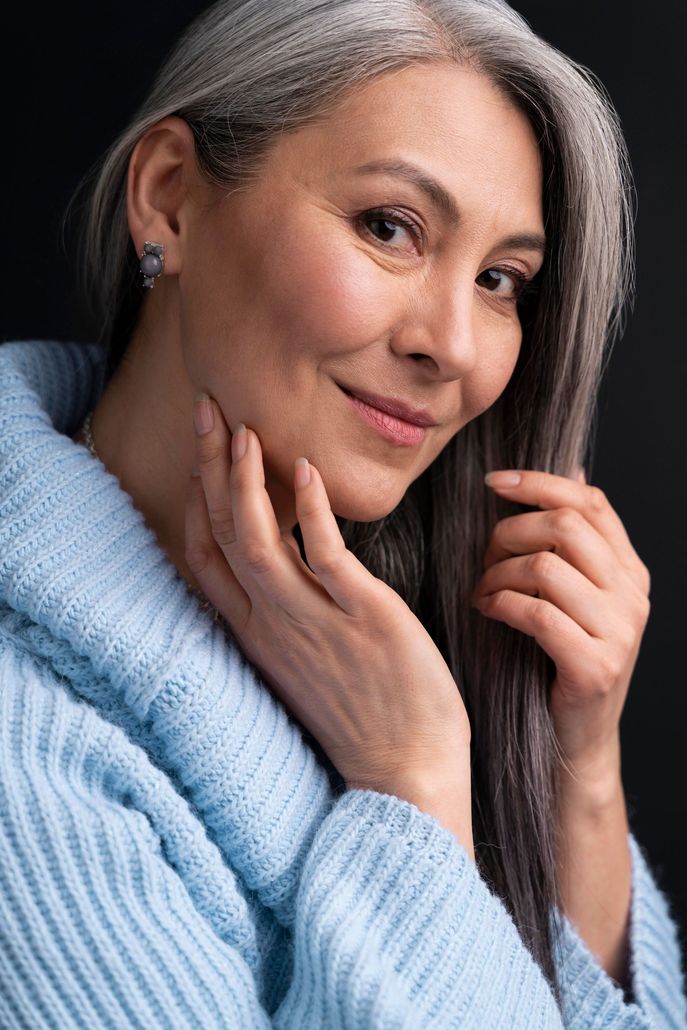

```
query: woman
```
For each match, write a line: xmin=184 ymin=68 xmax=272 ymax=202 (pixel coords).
xmin=0 ymin=0 xmax=684 ymax=1025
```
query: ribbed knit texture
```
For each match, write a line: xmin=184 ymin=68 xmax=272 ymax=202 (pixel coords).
xmin=0 ymin=337 xmax=684 ymax=1029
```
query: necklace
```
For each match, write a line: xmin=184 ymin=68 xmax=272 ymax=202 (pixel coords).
xmin=78 ymin=410 xmax=227 ymax=626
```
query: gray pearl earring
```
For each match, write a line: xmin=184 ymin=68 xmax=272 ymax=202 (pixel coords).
xmin=139 ymin=241 xmax=165 ymax=288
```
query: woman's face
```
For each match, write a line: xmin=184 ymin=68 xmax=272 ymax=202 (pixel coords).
xmin=179 ymin=60 xmax=545 ymax=527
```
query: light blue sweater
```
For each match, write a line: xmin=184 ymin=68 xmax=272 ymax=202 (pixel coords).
xmin=0 ymin=338 xmax=685 ymax=1029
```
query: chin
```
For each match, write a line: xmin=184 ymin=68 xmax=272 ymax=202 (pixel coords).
xmin=331 ymin=494 xmax=402 ymax=524
xmin=318 ymin=466 xmax=411 ymax=524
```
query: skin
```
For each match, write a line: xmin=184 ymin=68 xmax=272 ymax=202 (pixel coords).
xmin=72 ymin=60 xmax=545 ymax=595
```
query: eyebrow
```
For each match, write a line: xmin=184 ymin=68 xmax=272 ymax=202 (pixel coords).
xmin=352 ymin=158 xmax=547 ymax=255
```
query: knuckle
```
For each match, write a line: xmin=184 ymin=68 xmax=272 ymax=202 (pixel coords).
xmin=487 ymin=590 xmax=509 ymax=616
xmin=530 ymin=600 xmax=559 ymax=634
xmin=242 ymin=541 xmax=274 ymax=576
xmin=184 ymin=541 xmax=214 ymax=578
xmin=528 ymin=550 xmax=559 ymax=583
xmin=552 ymin=506 xmax=582 ymax=538
xmin=615 ymin=618 xmax=637 ymax=653
xmin=623 ymin=577 xmax=651 ymax=626
xmin=308 ymin=541 xmax=348 ymax=579
xmin=297 ymin=491 xmax=325 ymax=521
xmin=196 ymin=438 xmax=224 ymax=465
xmin=492 ymin=516 xmax=512 ymax=548
xmin=595 ymin=651 xmax=622 ymax=691
xmin=631 ymin=592 xmax=651 ymax=629
xmin=639 ymin=561 xmax=652 ymax=596
xmin=207 ymin=503 xmax=237 ymax=548
xmin=588 ymin=485 xmax=607 ymax=514
xmin=368 ymin=576 xmax=404 ymax=611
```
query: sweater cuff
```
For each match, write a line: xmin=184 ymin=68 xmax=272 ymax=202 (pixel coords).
xmin=279 ymin=787 xmax=562 ymax=1028
xmin=549 ymin=830 xmax=687 ymax=1028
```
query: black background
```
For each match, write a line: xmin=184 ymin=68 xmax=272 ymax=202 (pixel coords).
xmin=3 ymin=1 xmax=686 ymax=959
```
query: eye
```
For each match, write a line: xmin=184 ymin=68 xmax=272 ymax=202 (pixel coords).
xmin=476 ymin=266 xmax=532 ymax=303
xmin=357 ymin=207 xmax=421 ymax=251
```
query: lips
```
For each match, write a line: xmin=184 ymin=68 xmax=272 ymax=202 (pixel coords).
xmin=335 ymin=383 xmax=437 ymax=427
xmin=339 ymin=387 xmax=427 ymax=446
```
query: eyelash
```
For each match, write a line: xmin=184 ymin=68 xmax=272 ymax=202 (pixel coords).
xmin=358 ymin=206 xmax=539 ymax=305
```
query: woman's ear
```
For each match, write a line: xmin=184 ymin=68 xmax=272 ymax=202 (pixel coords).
xmin=574 ymin=465 xmax=586 ymax=483
xmin=126 ymin=115 xmax=198 ymax=278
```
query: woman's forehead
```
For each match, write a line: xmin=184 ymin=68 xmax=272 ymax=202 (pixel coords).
xmin=271 ymin=62 xmax=544 ymax=232
xmin=279 ymin=63 xmax=541 ymax=180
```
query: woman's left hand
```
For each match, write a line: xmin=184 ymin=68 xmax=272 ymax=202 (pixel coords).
xmin=471 ymin=467 xmax=651 ymax=777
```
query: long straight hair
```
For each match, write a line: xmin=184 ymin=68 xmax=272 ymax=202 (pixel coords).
xmin=62 ymin=0 xmax=634 ymax=1008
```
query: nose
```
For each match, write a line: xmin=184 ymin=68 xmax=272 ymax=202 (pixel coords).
xmin=390 ymin=275 xmax=479 ymax=380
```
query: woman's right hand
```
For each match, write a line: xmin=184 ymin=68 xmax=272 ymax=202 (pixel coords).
xmin=185 ymin=394 xmax=473 ymax=850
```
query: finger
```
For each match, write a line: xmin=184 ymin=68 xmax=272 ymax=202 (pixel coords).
xmin=293 ymin=459 xmax=380 ymax=619
xmin=484 ymin=468 xmax=646 ymax=584
xmin=226 ymin=423 xmax=309 ymax=608
xmin=184 ymin=469 xmax=251 ymax=629
xmin=473 ymin=550 xmax=622 ymax=640
xmin=473 ymin=588 xmax=605 ymax=685
xmin=193 ymin=393 xmax=239 ymax=556
xmin=482 ymin=508 xmax=623 ymax=591
xmin=196 ymin=397 xmax=359 ymax=621
xmin=194 ymin=396 xmax=299 ymax=607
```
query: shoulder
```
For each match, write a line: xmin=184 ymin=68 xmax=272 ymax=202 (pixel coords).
xmin=0 ymin=607 xmax=252 ymax=896
xmin=0 ymin=611 xmax=274 ymax=1028
xmin=0 ymin=606 xmax=117 ymax=740
xmin=0 ymin=610 xmax=156 ymax=813
xmin=0 ymin=606 xmax=174 ymax=849
xmin=0 ymin=605 xmax=255 ymax=928
xmin=0 ymin=612 xmax=163 ymax=899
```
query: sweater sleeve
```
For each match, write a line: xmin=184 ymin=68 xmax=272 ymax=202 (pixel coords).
xmin=4 ymin=637 xmax=684 ymax=1029
xmin=274 ymin=787 xmax=565 ymax=1028
xmin=549 ymin=832 xmax=687 ymax=1029
xmin=0 ymin=636 xmax=569 ymax=1029
xmin=0 ymin=775 xmax=564 ymax=1030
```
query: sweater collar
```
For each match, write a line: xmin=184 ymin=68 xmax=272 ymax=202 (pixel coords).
xmin=0 ymin=338 xmax=219 ymax=704
xmin=0 ymin=338 xmax=337 ymax=924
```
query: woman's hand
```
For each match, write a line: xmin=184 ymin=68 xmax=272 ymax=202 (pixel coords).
xmin=184 ymin=393 xmax=472 ymax=810
xmin=471 ymin=467 xmax=651 ymax=783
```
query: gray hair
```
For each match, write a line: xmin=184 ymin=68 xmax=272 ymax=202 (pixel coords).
xmin=62 ymin=0 xmax=634 ymax=1009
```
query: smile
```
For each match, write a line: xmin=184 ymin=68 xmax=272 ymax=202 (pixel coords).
xmin=337 ymin=385 xmax=427 ymax=446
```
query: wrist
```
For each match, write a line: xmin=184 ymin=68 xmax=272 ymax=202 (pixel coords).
xmin=348 ymin=765 xmax=475 ymax=861
xmin=557 ymin=732 xmax=623 ymax=814
xmin=408 ymin=795 xmax=475 ymax=861
xmin=558 ymin=744 xmax=625 ymax=821
xmin=391 ymin=775 xmax=475 ymax=861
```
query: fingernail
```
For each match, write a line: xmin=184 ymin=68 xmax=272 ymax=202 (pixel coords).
xmin=485 ymin=471 xmax=521 ymax=488
xmin=294 ymin=456 xmax=310 ymax=488
xmin=231 ymin=423 xmax=247 ymax=462
xmin=193 ymin=392 xmax=214 ymax=435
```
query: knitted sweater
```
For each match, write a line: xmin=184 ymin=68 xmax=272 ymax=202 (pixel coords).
xmin=0 ymin=338 xmax=685 ymax=1030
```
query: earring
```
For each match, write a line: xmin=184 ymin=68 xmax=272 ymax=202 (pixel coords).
xmin=139 ymin=241 xmax=165 ymax=288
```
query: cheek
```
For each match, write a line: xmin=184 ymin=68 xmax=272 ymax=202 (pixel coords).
xmin=265 ymin=217 xmax=392 ymax=347
xmin=464 ymin=321 xmax=523 ymax=418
